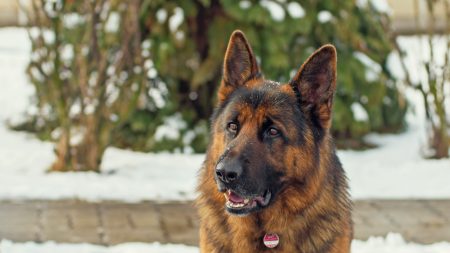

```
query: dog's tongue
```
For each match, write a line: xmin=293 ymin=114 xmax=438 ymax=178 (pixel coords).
xmin=229 ymin=191 xmax=245 ymax=203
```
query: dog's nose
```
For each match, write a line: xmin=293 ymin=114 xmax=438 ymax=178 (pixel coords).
xmin=215 ymin=159 xmax=242 ymax=183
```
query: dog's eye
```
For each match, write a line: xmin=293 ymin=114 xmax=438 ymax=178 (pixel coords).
xmin=267 ymin=127 xmax=280 ymax=137
xmin=227 ymin=122 xmax=238 ymax=133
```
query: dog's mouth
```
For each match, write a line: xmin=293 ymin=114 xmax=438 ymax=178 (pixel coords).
xmin=224 ymin=189 xmax=271 ymax=215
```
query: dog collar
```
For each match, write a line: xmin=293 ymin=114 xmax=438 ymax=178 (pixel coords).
xmin=263 ymin=233 xmax=279 ymax=248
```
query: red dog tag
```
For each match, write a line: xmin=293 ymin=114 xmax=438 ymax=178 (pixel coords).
xmin=263 ymin=233 xmax=279 ymax=248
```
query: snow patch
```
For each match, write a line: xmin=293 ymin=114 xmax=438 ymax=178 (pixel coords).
xmin=43 ymin=0 xmax=62 ymax=18
xmin=260 ymin=0 xmax=285 ymax=21
xmin=148 ymin=89 xmax=166 ymax=109
xmin=147 ymin=68 xmax=157 ymax=79
xmin=69 ymin=101 xmax=81 ymax=118
xmin=386 ymin=51 xmax=405 ymax=80
xmin=353 ymin=51 xmax=382 ymax=82
xmin=287 ymin=2 xmax=305 ymax=18
xmin=69 ymin=127 xmax=85 ymax=146
xmin=175 ymin=31 xmax=185 ymax=41
xmin=156 ymin=9 xmax=168 ymax=23
xmin=352 ymin=233 xmax=450 ymax=253
xmin=351 ymin=103 xmax=369 ymax=122
xmin=42 ymin=29 xmax=55 ymax=44
xmin=0 ymin=240 xmax=199 ymax=253
xmin=357 ymin=0 xmax=392 ymax=14
xmin=356 ymin=0 xmax=368 ymax=8
xmin=2 ymin=234 xmax=450 ymax=253
xmin=105 ymin=82 xmax=120 ymax=105
xmin=41 ymin=61 xmax=54 ymax=75
xmin=29 ymin=66 xmax=44 ymax=82
xmin=239 ymin=0 xmax=251 ymax=10
xmin=317 ymin=10 xmax=333 ymax=23
xmin=369 ymin=0 xmax=392 ymax=15
xmin=169 ymin=7 xmax=184 ymax=32
xmin=60 ymin=44 xmax=74 ymax=62
xmin=105 ymin=12 xmax=120 ymax=33
xmin=154 ymin=113 xmax=187 ymax=141
xmin=63 ymin=13 xmax=85 ymax=29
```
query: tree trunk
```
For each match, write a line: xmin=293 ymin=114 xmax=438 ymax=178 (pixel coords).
xmin=50 ymin=116 xmax=106 ymax=172
xmin=51 ymin=130 xmax=70 ymax=172
xmin=431 ymin=126 xmax=450 ymax=159
xmin=51 ymin=140 xmax=103 ymax=172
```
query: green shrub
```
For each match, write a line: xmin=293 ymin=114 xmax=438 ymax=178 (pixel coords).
xmin=141 ymin=0 xmax=407 ymax=151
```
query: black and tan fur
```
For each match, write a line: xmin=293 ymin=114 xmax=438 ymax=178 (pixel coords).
xmin=196 ymin=30 xmax=352 ymax=253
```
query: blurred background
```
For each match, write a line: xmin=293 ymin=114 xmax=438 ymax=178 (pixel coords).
xmin=0 ymin=0 xmax=449 ymax=252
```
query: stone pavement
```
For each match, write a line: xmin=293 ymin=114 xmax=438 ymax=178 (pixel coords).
xmin=0 ymin=199 xmax=449 ymax=246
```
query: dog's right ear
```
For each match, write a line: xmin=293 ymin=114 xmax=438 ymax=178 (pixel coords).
xmin=218 ymin=30 xmax=260 ymax=103
xmin=290 ymin=45 xmax=337 ymax=130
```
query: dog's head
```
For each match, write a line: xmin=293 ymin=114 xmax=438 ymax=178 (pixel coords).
xmin=210 ymin=30 xmax=337 ymax=216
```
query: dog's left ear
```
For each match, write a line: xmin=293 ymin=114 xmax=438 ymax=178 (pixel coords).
xmin=290 ymin=45 xmax=337 ymax=130
xmin=218 ymin=30 xmax=260 ymax=103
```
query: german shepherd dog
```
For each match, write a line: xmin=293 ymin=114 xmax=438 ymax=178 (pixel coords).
xmin=196 ymin=30 xmax=352 ymax=253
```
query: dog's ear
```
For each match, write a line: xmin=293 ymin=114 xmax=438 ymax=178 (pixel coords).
xmin=218 ymin=30 xmax=260 ymax=103
xmin=290 ymin=45 xmax=337 ymax=130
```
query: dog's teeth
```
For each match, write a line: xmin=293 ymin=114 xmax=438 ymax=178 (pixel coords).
xmin=244 ymin=199 xmax=249 ymax=204
xmin=226 ymin=200 xmax=246 ymax=208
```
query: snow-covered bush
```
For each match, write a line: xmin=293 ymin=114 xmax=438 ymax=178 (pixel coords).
xmin=142 ymin=0 xmax=407 ymax=149
xmin=24 ymin=0 xmax=149 ymax=171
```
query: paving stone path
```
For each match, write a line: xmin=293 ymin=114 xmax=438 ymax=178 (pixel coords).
xmin=0 ymin=199 xmax=449 ymax=246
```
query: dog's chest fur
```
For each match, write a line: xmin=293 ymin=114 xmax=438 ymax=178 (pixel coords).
xmin=199 ymin=174 xmax=352 ymax=253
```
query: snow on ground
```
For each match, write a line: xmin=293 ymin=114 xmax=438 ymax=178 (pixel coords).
xmin=0 ymin=240 xmax=199 ymax=253
xmin=344 ymin=85 xmax=450 ymax=199
xmin=2 ymin=233 xmax=450 ymax=253
xmin=352 ymin=233 xmax=450 ymax=253
xmin=0 ymin=27 xmax=449 ymax=202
